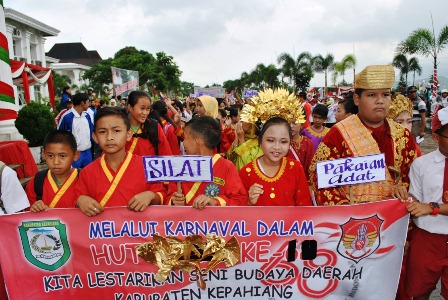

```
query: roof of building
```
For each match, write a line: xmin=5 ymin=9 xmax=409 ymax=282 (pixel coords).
xmin=46 ymin=43 xmax=102 ymax=66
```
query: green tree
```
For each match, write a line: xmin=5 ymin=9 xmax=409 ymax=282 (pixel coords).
xmin=83 ymin=47 xmax=182 ymax=95
xmin=392 ymin=54 xmax=410 ymax=85
xmin=396 ymin=24 xmax=448 ymax=71
xmin=277 ymin=52 xmax=314 ymax=94
xmin=313 ymin=53 xmax=335 ymax=96
xmin=178 ymin=81 xmax=194 ymax=96
xmin=409 ymin=57 xmax=423 ymax=85
xmin=392 ymin=54 xmax=422 ymax=86
xmin=149 ymin=52 xmax=182 ymax=93
xmin=334 ymin=54 xmax=357 ymax=85
xmin=263 ymin=64 xmax=281 ymax=89
xmin=52 ymin=71 xmax=71 ymax=96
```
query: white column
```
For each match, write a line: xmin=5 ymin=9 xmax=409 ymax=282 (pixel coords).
xmin=24 ymin=30 xmax=32 ymax=63
xmin=73 ymin=69 xmax=80 ymax=87
xmin=39 ymin=37 xmax=48 ymax=101
xmin=5 ymin=24 xmax=14 ymax=58
xmin=39 ymin=37 xmax=46 ymax=67
xmin=24 ymin=31 xmax=34 ymax=101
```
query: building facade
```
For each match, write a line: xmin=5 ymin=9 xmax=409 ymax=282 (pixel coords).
xmin=4 ymin=7 xmax=59 ymax=108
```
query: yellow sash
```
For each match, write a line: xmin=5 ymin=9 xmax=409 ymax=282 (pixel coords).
xmin=129 ymin=127 xmax=142 ymax=154
xmin=185 ymin=154 xmax=223 ymax=205
xmin=99 ymin=153 xmax=133 ymax=207
xmin=334 ymin=115 xmax=396 ymax=203
xmin=48 ymin=169 xmax=78 ymax=208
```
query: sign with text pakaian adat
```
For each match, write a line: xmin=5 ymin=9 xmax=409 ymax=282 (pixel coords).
xmin=316 ymin=154 xmax=386 ymax=189
xmin=143 ymin=155 xmax=213 ymax=182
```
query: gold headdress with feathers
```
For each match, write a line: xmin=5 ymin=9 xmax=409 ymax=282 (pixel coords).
xmin=240 ymin=88 xmax=305 ymax=124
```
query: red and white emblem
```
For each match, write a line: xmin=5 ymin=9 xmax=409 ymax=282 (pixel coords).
xmin=337 ymin=215 xmax=383 ymax=263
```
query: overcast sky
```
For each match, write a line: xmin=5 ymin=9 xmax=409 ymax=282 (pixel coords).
xmin=7 ymin=0 xmax=448 ymax=88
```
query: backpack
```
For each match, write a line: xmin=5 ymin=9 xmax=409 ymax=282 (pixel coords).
xmin=34 ymin=169 xmax=49 ymax=201
xmin=34 ymin=168 xmax=81 ymax=200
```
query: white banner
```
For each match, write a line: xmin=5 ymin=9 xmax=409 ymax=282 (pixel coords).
xmin=194 ymin=87 xmax=226 ymax=98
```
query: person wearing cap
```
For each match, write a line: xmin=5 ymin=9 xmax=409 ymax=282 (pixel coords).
xmin=432 ymin=88 xmax=448 ymax=114
xmin=403 ymin=106 xmax=448 ymax=300
xmin=310 ymin=65 xmax=419 ymax=205
xmin=408 ymin=85 xmax=427 ymax=138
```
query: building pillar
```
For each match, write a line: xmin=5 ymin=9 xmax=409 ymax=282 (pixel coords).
xmin=73 ymin=69 xmax=80 ymax=87
xmin=39 ymin=37 xmax=46 ymax=67
xmin=5 ymin=24 xmax=14 ymax=58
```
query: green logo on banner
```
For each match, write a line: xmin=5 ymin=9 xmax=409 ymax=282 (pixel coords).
xmin=18 ymin=220 xmax=71 ymax=271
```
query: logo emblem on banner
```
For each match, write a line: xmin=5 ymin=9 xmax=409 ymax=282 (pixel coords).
xmin=18 ymin=220 xmax=71 ymax=271
xmin=337 ymin=215 xmax=383 ymax=263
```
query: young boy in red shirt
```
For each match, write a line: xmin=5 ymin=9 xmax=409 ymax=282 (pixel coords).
xmin=166 ymin=116 xmax=247 ymax=208
xmin=26 ymin=130 xmax=80 ymax=211
xmin=75 ymin=107 xmax=165 ymax=216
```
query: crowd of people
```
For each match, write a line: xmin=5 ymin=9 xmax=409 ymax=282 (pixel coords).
xmin=1 ymin=64 xmax=448 ymax=299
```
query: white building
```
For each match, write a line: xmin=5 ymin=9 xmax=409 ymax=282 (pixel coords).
xmin=46 ymin=42 xmax=103 ymax=92
xmin=4 ymin=7 xmax=59 ymax=107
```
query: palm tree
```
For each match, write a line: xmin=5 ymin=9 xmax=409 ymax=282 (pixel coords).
xmin=277 ymin=51 xmax=314 ymax=94
xmin=334 ymin=54 xmax=357 ymax=85
xmin=313 ymin=53 xmax=335 ymax=96
xmin=409 ymin=57 xmax=422 ymax=85
xmin=392 ymin=54 xmax=410 ymax=85
xmin=264 ymin=64 xmax=281 ymax=89
xmin=396 ymin=24 xmax=448 ymax=71
xmin=392 ymin=54 xmax=423 ymax=86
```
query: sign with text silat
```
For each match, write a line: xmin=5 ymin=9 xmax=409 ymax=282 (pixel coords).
xmin=316 ymin=154 xmax=386 ymax=189
xmin=143 ymin=155 xmax=213 ymax=182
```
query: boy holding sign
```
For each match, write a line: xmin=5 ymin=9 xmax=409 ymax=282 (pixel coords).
xmin=310 ymin=65 xmax=419 ymax=205
xmin=75 ymin=107 xmax=165 ymax=216
xmin=166 ymin=116 xmax=247 ymax=208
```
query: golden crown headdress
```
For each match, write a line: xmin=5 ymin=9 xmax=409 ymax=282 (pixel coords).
xmin=355 ymin=65 xmax=395 ymax=89
xmin=240 ymin=88 xmax=305 ymax=124
xmin=387 ymin=93 xmax=413 ymax=120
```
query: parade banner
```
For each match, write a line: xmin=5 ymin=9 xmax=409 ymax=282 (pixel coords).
xmin=243 ymin=89 xmax=258 ymax=98
xmin=194 ymin=87 xmax=226 ymax=98
xmin=143 ymin=155 xmax=213 ymax=182
xmin=111 ymin=67 xmax=139 ymax=97
xmin=0 ymin=200 xmax=408 ymax=299
xmin=316 ymin=154 xmax=386 ymax=189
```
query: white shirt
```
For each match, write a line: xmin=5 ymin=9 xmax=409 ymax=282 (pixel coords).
xmin=409 ymin=148 xmax=448 ymax=234
xmin=326 ymin=103 xmax=337 ymax=124
xmin=61 ymin=108 xmax=92 ymax=151
xmin=0 ymin=165 xmax=30 ymax=215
